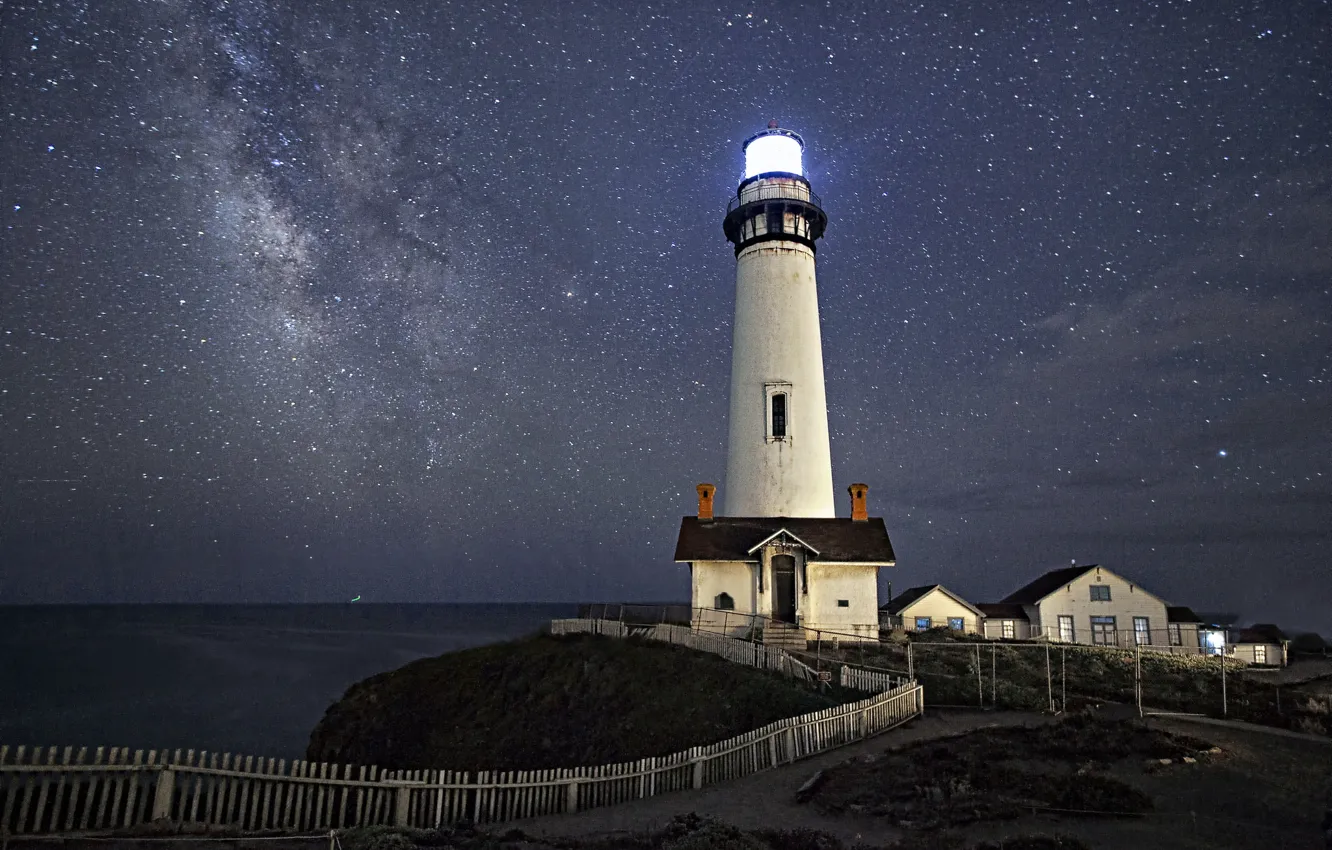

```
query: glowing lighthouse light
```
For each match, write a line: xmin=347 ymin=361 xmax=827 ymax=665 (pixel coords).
xmin=744 ymin=131 xmax=803 ymax=178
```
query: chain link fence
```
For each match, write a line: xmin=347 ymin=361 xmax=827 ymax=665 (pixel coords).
xmin=815 ymin=634 xmax=1332 ymax=734
xmin=574 ymin=604 xmax=1332 ymax=736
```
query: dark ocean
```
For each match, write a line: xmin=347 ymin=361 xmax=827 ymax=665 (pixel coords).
xmin=0 ymin=604 xmax=575 ymax=761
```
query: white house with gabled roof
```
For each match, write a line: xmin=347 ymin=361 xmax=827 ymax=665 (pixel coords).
xmin=674 ymin=484 xmax=894 ymax=644
xmin=880 ymin=584 xmax=984 ymax=634
xmin=998 ymin=563 xmax=1194 ymax=651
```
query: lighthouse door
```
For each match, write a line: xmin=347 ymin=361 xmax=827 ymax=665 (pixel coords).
xmin=772 ymin=555 xmax=796 ymax=622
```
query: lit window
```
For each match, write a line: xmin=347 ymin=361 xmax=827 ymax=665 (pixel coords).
xmin=1253 ymin=645 xmax=1267 ymax=664
xmin=1168 ymin=624 xmax=1182 ymax=646
xmin=1002 ymin=620 xmax=1016 ymax=639
xmin=715 ymin=592 xmax=734 ymax=611
xmin=771 ymin=393 xmax=787 ymax=438
xmin=1090 ymin=584 xmax=1111 ymax=602
xmin=1058 ymin=615 xmax=1075 ymax=642
xmin=1134 ymin=617 xmax=1151 ymax=646
xmin=949 ymin=617 xmax=964 ymax=631
xmin=914 ymin=617 xmax=931 ymax=631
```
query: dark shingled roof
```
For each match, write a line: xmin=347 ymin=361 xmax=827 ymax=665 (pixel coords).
xmin=674 ymin=516 xmax=895 ymax=563
xmin=1166 ymin=605 xmax=1201 ymax=623
xmin=976 ymin=603 xmax=1029 ymax=620
xmin=878 ymin=584 xmax=937 ymax=614
xmin=1236 ymin=623 xmax=1288 ymax=644
xmin=1000 ymin=564 xmax=1099 ymax=605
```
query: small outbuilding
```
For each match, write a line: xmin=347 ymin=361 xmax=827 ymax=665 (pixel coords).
xmin=977 ymin=603 xmax=1032 ymax=640
xmin=1230 ymin=623 xmax=1289 ymax=667
xmin=880 ymin=584 xmax=984 ymax=634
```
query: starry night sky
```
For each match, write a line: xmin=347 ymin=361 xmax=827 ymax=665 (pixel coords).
xmin=2 ymin=1 xmax=1329 ymax=631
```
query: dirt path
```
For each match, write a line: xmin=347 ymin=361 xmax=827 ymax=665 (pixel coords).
xmin=517 ymin=709 xmax=1051 ymax=845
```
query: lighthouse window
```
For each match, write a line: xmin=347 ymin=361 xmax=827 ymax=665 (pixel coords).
xmin=771 ymin=393 xmax=787 ymax=438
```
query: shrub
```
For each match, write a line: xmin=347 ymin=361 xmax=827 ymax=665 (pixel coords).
xmin=1294 ymin=716 xmax=1328 ymax=736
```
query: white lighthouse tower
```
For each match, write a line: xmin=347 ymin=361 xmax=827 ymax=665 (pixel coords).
xmin=721 ymin=122 xmax=835 ymax=518
xmin=674 ymin=124 xmax=895 ymax=642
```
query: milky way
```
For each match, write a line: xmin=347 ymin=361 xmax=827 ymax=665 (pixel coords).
xmin=2 ymin=1 xmax=1329 ymax=632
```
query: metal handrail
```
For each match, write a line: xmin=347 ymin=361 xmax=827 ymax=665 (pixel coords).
xmin=577 ymin=602 xmax=882 ymax=645
xmin=726 ymin=185 xmax=823 ymax=215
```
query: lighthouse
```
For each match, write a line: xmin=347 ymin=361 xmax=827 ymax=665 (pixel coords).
xmin=721 ymin=123 xmax=835 ymax=518
xmin=674 ymin=124 xmax=895 ymax=644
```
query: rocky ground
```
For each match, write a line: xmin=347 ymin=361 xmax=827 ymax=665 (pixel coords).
xmin=807 ymin=714 xmax=1211 ymax=829
xmin=518 ymin=710 xmax=1331 ymax=849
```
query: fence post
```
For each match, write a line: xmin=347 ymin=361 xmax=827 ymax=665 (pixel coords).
xmin=907 ymin=642 xmax=914 ymax=680
xmin=151 ymin=767 xmax=176 ymax=821
xmin=692 ymin=758 xmax=705 ymax=789
xmin=1061 ymin=646 xmax=1066 ymax=712
xmin=394 ymin=784 xmax=411 ymax=827
xmin=1134 ymin=645 xmax=1143 ymax=718
xmin=975 ymin=644 xmax=983 ymax=707
xmin=1045 ymin=643 xmax=1053 ymax=713
xmin=565 ymin=781 xmax=579 ymax=814
xmin=786 ymin=726 xmax=797 ymax=762
xmin=1220 ymin=650 xmax=1228 ymax=717
xmin=768 ymin=735 xmax=778 ymax=768
xmin=991 ymin=645 xmax=997 ymax=706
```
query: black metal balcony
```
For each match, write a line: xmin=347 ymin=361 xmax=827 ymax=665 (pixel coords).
xmin=726 ymin=185 xmax=823 ymax=216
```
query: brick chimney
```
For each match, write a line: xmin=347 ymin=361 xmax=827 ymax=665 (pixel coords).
xmin=696 ymin=483 xmax=716 ymax=520
xmin=848 ymin=483 xmax=869 ymax=521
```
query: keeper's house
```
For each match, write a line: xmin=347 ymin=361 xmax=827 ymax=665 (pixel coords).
xmin=674 ymin=485 xmax=894 ymax=644
xmin=986 ymin=563 xmax=1201 ymax=652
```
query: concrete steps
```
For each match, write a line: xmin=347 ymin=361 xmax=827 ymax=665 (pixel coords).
xmin=763 ymin=622 xmax=808 ymax=649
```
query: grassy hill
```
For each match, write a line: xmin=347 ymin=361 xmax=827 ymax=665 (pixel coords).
xmin=306 ymin=633 xmax=855 ymax=771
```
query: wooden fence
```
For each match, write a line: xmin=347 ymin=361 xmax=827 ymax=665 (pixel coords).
xmin=550 ymin=618 xmax=913 ymax=693
xmin=838 ymin=663 xmax=904 ymax=694
xmin=1 ymin=623 xmax=922 ymax=838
